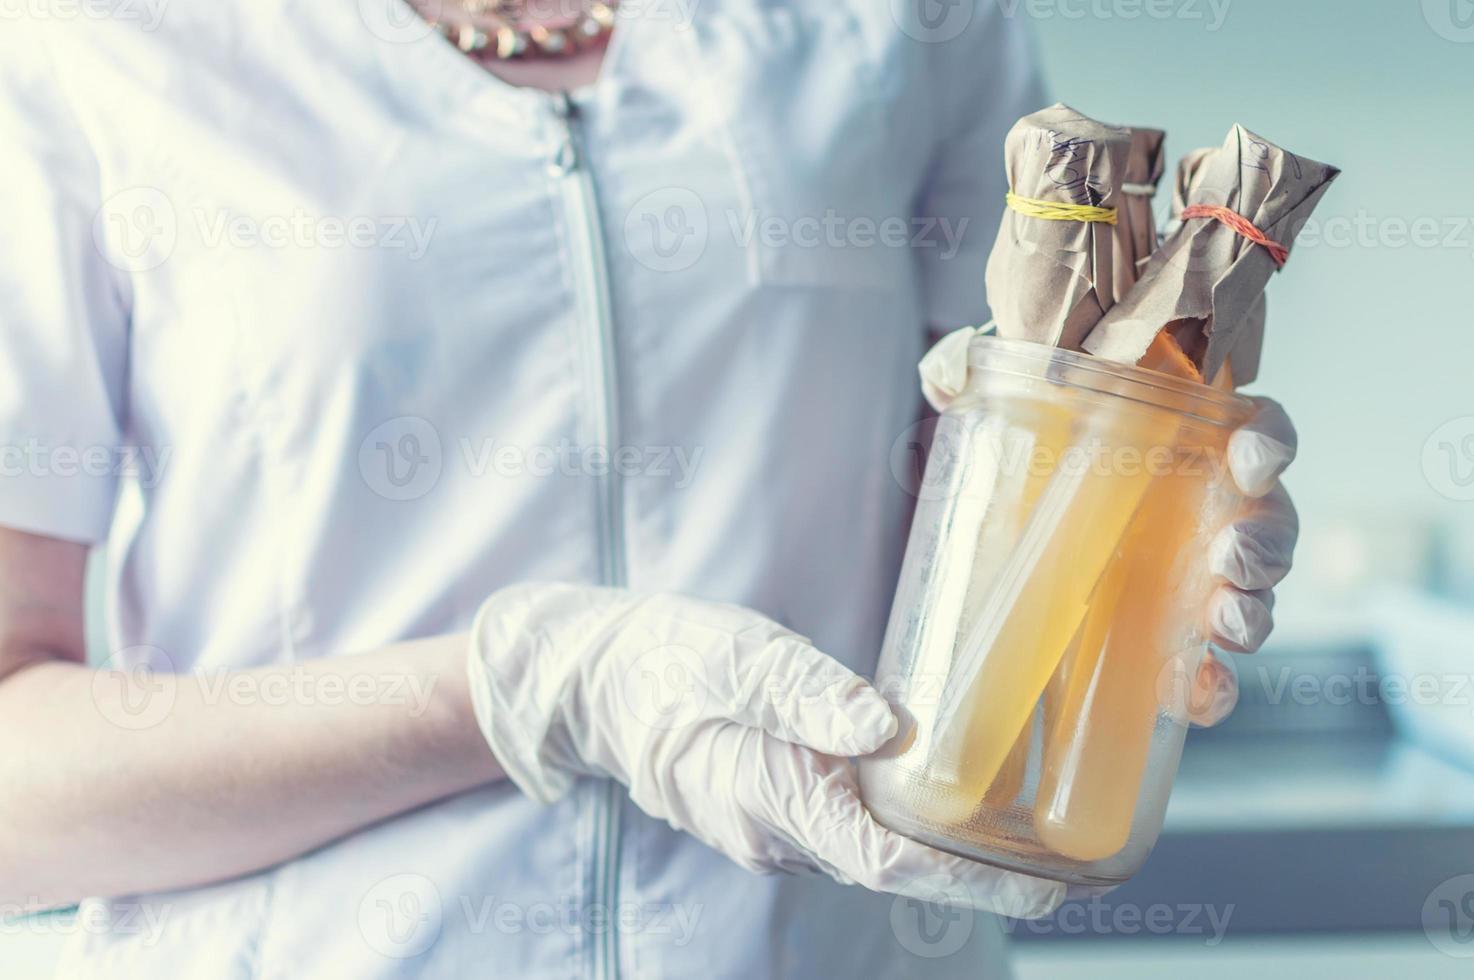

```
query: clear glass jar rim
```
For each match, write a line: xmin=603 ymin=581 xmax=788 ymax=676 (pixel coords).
xmin=966 ymin=333 xmax=1256 ymax=424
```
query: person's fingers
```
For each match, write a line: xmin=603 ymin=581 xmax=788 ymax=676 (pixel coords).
xmin=721 ymin=633 xmax=898 ymax=757
xmin=620 ymin=594 xmax=899 ymax=756
xmin=1209 ymin=483 xmax=1299 ymax=590
xmin=768 ymin=753 xmax=1066 ymax=919
xmin=1227 ymin=397 xmax=1297 ymax=498
xmin=918 ymin=326 xmax=978 ymax=414
xmin=1186 ymin=649 xmax=1240 ymax=727
xmin=1208 ymin=587 xmax=1275 ymax=653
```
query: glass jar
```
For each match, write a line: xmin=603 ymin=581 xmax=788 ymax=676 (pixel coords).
xmin=859 ymin=334 xmax=1254 ymax=886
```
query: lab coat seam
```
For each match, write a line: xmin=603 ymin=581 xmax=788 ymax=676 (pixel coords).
xmin=679 ymin=20 xmax=762 ymax=289
xmin=684 ymin=5 xmax=901 ymax=293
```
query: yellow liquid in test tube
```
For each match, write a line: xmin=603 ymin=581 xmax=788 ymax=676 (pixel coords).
xmin=1026 ymin=362 xmax=1194 ymax=795
xmin=1033 ymin=465 xmax=1206 ymax=860
xmin=914 ymin=398 xmax=1075 ymax=823
xmin=925 ymin=405 xmax=1181 ymax=822
xmin=1026 ymin=334 xmax=1239 ymax=861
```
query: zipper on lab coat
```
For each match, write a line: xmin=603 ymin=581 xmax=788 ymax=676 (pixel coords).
xmin=550 ymin=89 xmax=625 ymax=980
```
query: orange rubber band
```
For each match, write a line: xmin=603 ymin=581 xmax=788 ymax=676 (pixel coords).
xmin=1181 ymin=204 xmax=1290 ymax=268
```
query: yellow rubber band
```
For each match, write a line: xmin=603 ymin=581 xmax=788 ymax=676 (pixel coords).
xmin=1005 ymin=192 xmax=1118 ymax=226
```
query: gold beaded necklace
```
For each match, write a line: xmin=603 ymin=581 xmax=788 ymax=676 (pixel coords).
xmin=424 ymin=0 xmax=617 ymax=60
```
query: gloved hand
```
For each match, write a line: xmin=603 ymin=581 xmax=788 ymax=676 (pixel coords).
xmin=920 ymin=326 xmax=1299 ymax=726
xmin=466 ymin=583 xmax=1066 ymax=918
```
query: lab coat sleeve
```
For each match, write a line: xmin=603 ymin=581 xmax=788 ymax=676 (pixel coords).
xmin=0 ymin=31 xmax=131 ymax=544
xmin=913 ymin=2 xmax=1047 ymax=330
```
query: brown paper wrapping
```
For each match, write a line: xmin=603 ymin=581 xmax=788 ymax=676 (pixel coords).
xmin=1172 ymin=147 xmax=1216 ymax=215
xmin=985 ymin=104 xmax=1132 ymax=350
xmin=1112 ymin=127 xmax=1166 ymax=302
xmin=1167 ymin=145 xmax=1264 ymax=386
xmin=1083 ymin=125 xmax=1340 ymax=385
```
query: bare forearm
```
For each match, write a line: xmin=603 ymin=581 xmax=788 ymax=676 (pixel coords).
xmin=0 ymin=633 xmax=504 ymax=907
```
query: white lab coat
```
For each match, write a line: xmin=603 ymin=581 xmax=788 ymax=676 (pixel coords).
xmin=0 ymin=0 xmax=1043 ymax=975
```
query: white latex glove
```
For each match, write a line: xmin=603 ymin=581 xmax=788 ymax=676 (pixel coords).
xmin=467 ymin=583 xmax=1066 ymax=918
xmin=919 ymin=326 xmax=1300 ymax=726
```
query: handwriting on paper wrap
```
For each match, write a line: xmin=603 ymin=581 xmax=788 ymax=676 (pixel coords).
xmin=1042 ymin=131 xmax=1108 ymax=207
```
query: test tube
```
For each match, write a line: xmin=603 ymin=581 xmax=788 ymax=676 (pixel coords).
xmin=927 ymin=403 xmax=1182 ymax=816
xmin=1034 ymin=461 xmax=1212 ymax=861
